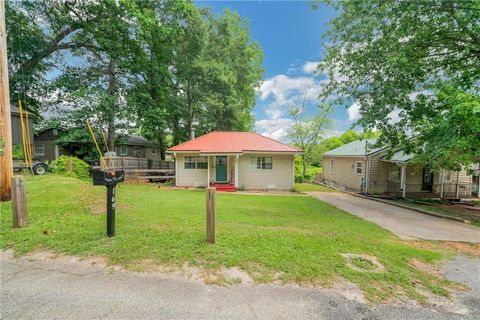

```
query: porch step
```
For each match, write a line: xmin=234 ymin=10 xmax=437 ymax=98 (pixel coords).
xmin=211 ymin=183 xmax=236 ymax=192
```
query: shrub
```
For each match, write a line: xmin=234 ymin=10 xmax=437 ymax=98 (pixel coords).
xmin=295 ymin=175 xmax=304 ymax=183
xmin=50 ymin=156 xmax=90 ymax=179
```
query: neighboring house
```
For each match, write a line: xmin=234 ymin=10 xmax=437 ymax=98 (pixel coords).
xmin=167 ymin=131 xmax=303 ymax=191
xmin=114 ymin=135 xmax=162 ymax=161
xmin=34 ymin=127 xmax=68 ymax=161
xmin=322 ymin=139 xmax=478 ymax=198
xmin=10 ymin=105 xmax=33 ymax=148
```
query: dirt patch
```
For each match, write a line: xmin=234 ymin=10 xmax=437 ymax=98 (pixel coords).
xmin=410 ymin=258 xmax=440 ymax=276
xmin=330 ymin=279 xmax=366 ymax=304
xmin=409 ymin=241 xmax=480 ymax=256
xmin=415 ymin=286 xmax=470 ymax=315
xmin=341 ymin=253 xmax=385 ymax=273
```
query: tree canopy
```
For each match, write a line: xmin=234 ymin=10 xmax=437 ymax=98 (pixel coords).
xmin=6 ymin=0 xmax=264 ymax=160
xmin=318 ymin=0 xmax=480 ymax=170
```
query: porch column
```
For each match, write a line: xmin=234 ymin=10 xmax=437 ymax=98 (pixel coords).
xmin=174 ymin=152 xmax=178 ymax=186
xmin=400 ymin=164 xmax=406 ymax=198
xmin=207 ymin=156 xmax=210 ymax=187
xmin=234 ymin=155 xmax=239 ymax=187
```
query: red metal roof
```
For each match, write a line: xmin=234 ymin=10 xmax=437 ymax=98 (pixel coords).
xmin=168 ymin=131 xmax=302 ymax=154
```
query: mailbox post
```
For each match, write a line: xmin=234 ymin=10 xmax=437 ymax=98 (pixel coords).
xmin=92 ymin=170 xmax=124 ymax=237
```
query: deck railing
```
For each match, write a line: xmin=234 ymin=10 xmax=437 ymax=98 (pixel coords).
xmin=92 ymin=157 xmax=175 ymax=182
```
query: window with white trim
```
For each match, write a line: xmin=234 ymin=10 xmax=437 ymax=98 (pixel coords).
xmin=330 ymin=159 xmax=334 ymax=173
xmin=355 ymin=161 xmax=363 ymax=175
xmin=250 ymin=156 xmax=273 ymax=169
xmin=388 ymin=164 xmax=401 ymax=182
xmin=35 ymin=144 xmax=45 ymax=156
xmin=443 ymin=170 xmax=452 ymax=182
xmin=184 ymin=156 xmax=208 ymax=169
xmin=119 ymin=145 xmax=127 ymax=156
xmin=151 ymin=149 xmax=156 ymax=155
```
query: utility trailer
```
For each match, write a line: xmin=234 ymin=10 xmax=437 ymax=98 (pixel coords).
xmin=13 ymin=160 xmax=49 ymax=175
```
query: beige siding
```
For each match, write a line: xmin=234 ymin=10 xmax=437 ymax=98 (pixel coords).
xmin=176 ymin=153 xmax=208 ymax=187
xmin=367 ymin=151 xmax=390 ymax=193
xmin=238 ymin=153 xmax=294 ymax=190
xmin=322 ymin=156 xmax=366 ymax=191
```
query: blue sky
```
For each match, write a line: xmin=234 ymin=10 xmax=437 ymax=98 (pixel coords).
xmin=198 ymin=1 xmax=357 ymax=140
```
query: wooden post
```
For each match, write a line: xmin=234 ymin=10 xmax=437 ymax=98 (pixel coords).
xmin=440 ymin=169 xmax=444 ymax=198
xmin=0 ymin=1 xmax=13 ymax=201
xmin=206 ymin=187 xmax=216 ymax=244
xmin=11 ymin=176 xmax=27 ymax=227
xmin=66 ymin=159 xmax=73 ymax=173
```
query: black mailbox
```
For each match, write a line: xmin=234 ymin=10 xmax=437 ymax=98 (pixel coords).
xmin=92 ymin=170 xmax=124 ymax=237
xmin=92 ymin=170 xmax=125 ymax=186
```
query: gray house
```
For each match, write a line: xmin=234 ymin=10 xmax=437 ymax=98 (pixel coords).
xmin=114 ymin=135 xmax=163 ymax=161
xmin=10 ymin=106 xmax=33 ymax=147
xmin=33 ymin=127 xmax=69 ymax=161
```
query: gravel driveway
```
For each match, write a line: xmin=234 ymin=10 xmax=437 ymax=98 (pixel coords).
xmin=2 ymin=252 xmax=479 ymax=320
xmin=308 ymin=192 xmax=480 ymax=243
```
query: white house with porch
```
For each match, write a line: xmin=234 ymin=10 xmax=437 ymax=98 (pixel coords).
xmin=167 ymin=131 xmax=303 ymax=192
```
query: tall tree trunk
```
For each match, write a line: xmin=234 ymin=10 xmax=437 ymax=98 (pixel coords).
xmin=158 ymin=130 xmax=166 ymax=161
xmin=107 ymin=58 xmax=117 ymax=151
xmin=186 ymin=85 xmax=194 ymax=141
xmin=302 ymin=153 xmax=307 ymax=178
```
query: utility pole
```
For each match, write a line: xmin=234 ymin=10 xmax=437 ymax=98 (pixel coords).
xmin=0 ymin=0 xmax=13 ymax=201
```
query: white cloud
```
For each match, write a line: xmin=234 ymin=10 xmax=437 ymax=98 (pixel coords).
xmin=347 ymin=101 xmax=361 ymax=122
xmin=255 ymin=117 xmax=295 ymax=141
xmin=302 ymin=61 xmax=320 ymax=74
xmin=259 ymin=74 xmax=324 ymax=104
xmin=388 ymin=108 xmax=401 ymax=125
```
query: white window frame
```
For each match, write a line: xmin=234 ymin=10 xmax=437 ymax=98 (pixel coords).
xmin=35 ymin=144 xmax=45 ymax=156
xmin=119 ymin=145 xmax=127 ymax=156
xmin=443 ymin=170 xmax=452 ymax=182
xmin=184 ymin=156 xmax=208 ymax=169
xmin=355 ymin=161 xmax=363 ymax=175
xmin=249 ymin=156 xmax=273 ymax=170
xmin=151 ymin=149 xmax=156 ymax=155
xmin=330 ymin=159 xmax=334 ymax=173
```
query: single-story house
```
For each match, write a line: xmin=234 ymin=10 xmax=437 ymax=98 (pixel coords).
xmin=322 ymin=139 xmax=479 ymax=198
xmin=167 ymin=131 xmax=303 ymax=191
xmin=114 ymin=135 xmax=163 ymax=161
xmin=34 ymin=127 xmax=70 ymax=161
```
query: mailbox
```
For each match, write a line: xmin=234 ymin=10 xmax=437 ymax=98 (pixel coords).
xmin=92 ymin=170 xmax=124 ymax=237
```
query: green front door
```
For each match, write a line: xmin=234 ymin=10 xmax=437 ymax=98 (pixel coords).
xmin=215 ymin=156 xmax=227 ymax=182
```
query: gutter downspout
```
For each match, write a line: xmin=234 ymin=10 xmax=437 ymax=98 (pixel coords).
xmin=456 ymin=171 xmax=460 ymax=198
xmin=401 ymin=164 xmax=407 ymax=198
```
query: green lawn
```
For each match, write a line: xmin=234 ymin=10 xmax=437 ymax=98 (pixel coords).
xmin=0 ymin=175 xmax=459 ymax=302
xmin=295 ymin=182 xmax=337 ymax=192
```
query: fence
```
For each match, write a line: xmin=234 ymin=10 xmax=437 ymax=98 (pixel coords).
xmin=92 ymin=157 xmax=175 ymax=182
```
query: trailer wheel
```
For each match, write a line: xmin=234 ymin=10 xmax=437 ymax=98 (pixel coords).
xmin=33 ymin=163 xmax=48 ymax=175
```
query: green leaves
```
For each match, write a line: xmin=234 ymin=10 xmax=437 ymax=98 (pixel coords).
xmin=320 ymin=0 xmax=480 ymax=169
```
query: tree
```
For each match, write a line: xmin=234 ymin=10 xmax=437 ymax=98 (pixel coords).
xmin=318 ymin=0 xmax=480 ymax=170
xmin=289 ymin=100 xmax=331 ymax=177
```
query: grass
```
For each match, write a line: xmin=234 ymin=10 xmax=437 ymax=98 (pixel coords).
xmin=294 ymin=182 xmax=337 ymax=192
xmin=0 ymin=175 xmax=464 ymax=302
xmin=392 ymin=200 xmax=480 ymax=227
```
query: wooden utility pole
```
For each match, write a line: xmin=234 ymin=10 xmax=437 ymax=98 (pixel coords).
xmin=0 ymin=0 xmax=13 ymax=201
xmin=206 ymin=187 xmax=216 ymax=244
